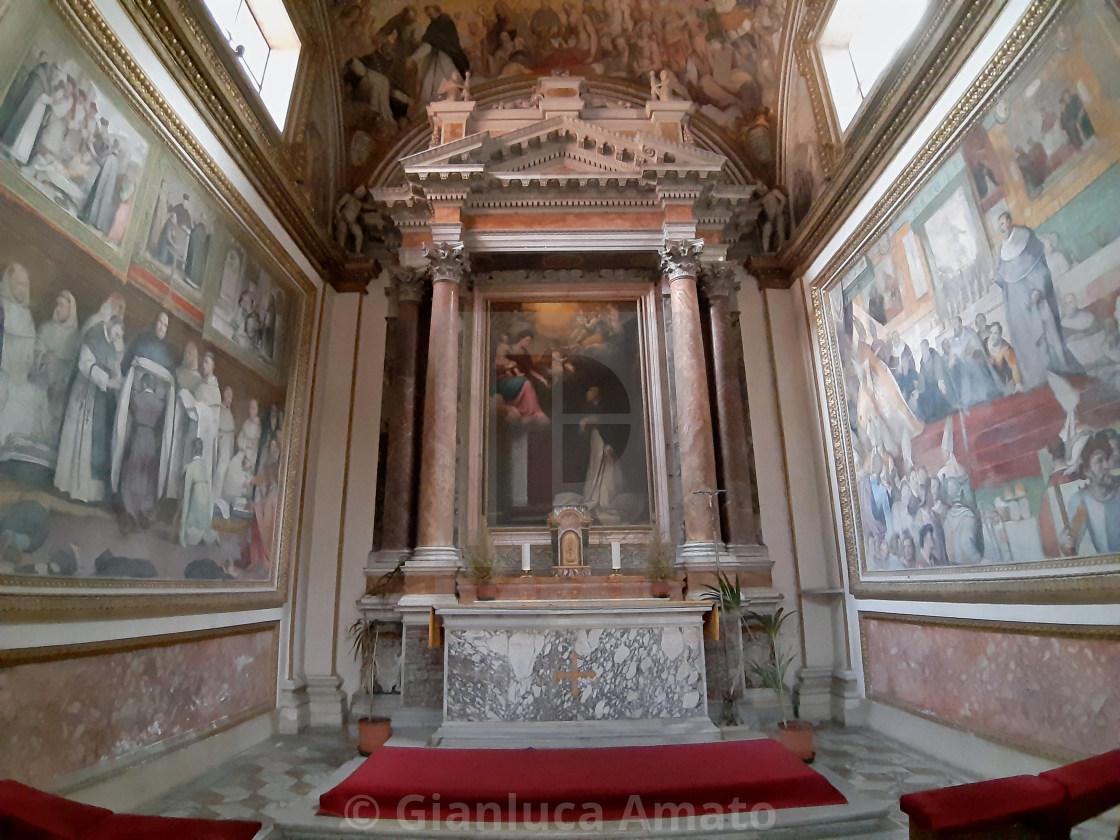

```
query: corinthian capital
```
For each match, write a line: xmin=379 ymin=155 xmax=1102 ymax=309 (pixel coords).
xmin=659 ymin=239 xmax=704 ymax=282
xmin=390 ymin=266 xmax=428 ymax=305
xmin=699 ymin=262 xmax=741 ymax=300
xmin=423 ymin=241 xmax=469 ymax=285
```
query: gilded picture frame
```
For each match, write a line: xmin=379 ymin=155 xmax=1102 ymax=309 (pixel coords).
xmin=0 ymin=0 xmax=317 ymax=618
xmin=811 ymin=0 xmax=1120 ymax=603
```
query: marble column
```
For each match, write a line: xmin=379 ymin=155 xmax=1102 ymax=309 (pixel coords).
xmin=661 ymin=239 xmax=719 ymax=552
xmin=412 ymin=242 xmax=468 ymax=568
xmin=379 ymin=268 xmax=427 ymax=558
xmin=700 ymin=263 xmax=760 ymax=547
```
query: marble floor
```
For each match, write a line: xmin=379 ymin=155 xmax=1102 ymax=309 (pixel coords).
xmin=138 ymin=724 xmax=1112 ymax=839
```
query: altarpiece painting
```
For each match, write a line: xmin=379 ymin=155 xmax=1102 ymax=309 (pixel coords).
xmin=486 ymin=298 xmax=651 ymax=530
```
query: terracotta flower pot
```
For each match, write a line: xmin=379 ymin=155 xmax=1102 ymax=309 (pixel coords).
xmin=357 ymin=716 xmax=392 ymax=756
xmin=777 ymin=720 xmax=815 ymax=763
xmin=476 ymin=582 xmax=497 ymax=601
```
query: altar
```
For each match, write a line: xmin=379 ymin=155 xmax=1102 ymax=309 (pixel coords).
xmin=433 ymin=600 xmax=722 ymax=747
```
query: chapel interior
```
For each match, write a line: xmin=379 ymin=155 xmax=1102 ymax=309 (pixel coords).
xmin=1 ymin=0 xmax=1119 ymax=837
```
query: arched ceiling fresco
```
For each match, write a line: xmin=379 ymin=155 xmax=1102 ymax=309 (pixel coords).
xmin=330 ymin=0 xmax=788 ymax=190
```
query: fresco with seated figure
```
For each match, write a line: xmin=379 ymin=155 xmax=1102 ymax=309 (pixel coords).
xmin=821 ymin=0 xmax=1120 ymax=575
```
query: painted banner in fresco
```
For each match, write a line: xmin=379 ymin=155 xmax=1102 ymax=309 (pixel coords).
xmin=487 ymin=300 xmax=649 ymax=527
xmin=826 ymin=1 xmax=1120 ymax=573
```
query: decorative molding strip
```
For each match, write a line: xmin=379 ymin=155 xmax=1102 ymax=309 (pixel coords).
xmin=0 ymin=620 xmax=279 ymax=666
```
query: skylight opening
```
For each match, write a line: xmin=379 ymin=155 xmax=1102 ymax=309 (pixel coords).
xmin=198 ymin=0 xmax=301 ymax=130
xmin=818 ymin=0 xmax=930 ymax=131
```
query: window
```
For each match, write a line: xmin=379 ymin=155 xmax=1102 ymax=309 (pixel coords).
xmin=198 ymin=0 xmax=301 ymax=130
xmin=818 ymin=0 xmax=929 ymax=131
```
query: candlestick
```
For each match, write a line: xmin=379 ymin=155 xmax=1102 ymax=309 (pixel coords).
xmin=611 ymin=542 xmax=621 ymax=571
xmin=521 ymin=543 xmax=531 ymax=573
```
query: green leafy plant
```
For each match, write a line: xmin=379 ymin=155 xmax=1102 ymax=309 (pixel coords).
xmin=347 ymin=617 xmax=381 ymax=697
xmin=744 ymin=607 xmax=797 ymax=725
xmin=700 ymin=571 xmax=746 ymax=726
xmin=465 ymin=525 xmax=498 ymax=582
xmin=643 ymin=525 xmax=676 ymax=582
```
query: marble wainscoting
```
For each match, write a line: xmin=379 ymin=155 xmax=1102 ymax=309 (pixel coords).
xmin=434 ymin=601 xmax=724 ymax=747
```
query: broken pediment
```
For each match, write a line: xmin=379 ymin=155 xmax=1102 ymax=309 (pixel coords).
xmin=400 ymin=116 xmax=727 ymax=188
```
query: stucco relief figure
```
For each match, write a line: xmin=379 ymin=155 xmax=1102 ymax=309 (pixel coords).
xmin=994 ymin=212 xmax=1079 ymax=390
xmin=54 ymin=316 xmax=124 ymax=503
xmin=0 ymin=264 xmax=43 ymax=450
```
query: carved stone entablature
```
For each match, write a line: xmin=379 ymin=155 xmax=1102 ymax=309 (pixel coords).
xmin=423 ymin=242 xmax=469 ymax=286
xmin=473 ymin=268 xmax=655 ymax=286
xmin=660 ymin=240 xmax=704 ymax=282
xmin=698 ymin=262 xmax=741 ymax=301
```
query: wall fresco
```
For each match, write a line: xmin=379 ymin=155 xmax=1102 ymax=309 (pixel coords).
xmin=826 ymin=1 xmax=1120 ymax=573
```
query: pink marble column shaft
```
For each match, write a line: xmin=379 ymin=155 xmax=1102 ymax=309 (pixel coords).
xmin=416 ymin=243 xmax=467 ymax=553
xmin=702 ymin=265 xmax=760 ymax=545
xmin=662 ymin=240 xmax=719 ymax=544
xmin=381 ymin=270 xmax=426 ymax=551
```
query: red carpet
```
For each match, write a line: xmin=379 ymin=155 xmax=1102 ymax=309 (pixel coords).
xmin=319 ymin=739 xmax=846 ymax=824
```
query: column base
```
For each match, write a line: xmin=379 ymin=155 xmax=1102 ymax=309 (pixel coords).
xmin=305 ymin=675 xmax=346 ymax=727
xmin=794 ymin=665 xmax=834 ymax=722
xmin=676 ymin=541 xmax=732 ymax=566
xmin=831 ymin=669 xmax=868 ymax=726
xmin=407 ymin=545 xmax=462 ymax=569
xmin=277 ymin=681 xmax=310 ymax=734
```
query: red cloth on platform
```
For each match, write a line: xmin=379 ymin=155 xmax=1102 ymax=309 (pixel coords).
xmin=1041 ymin=749 xmax=1120 ymax=827
xmin=318 ymin=739 xmax=847 ymax=823
xmin=84 ymin=813 xmax=261 ymax=840
xmin=900 ymin=775 xmax=1066 ymax=834
xmin=0 ymin=780 xmax=113 ymax=840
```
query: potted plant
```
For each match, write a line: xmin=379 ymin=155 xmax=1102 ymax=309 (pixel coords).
xmin=744 ymin=607 xmax=813 ymax=762
xmin=347 ymin=616 xmax=392 ymax=755
xmin=644 ymin=526 xmax=676 ymax=598
xmin=700 ymin=571 xmax=745 ymax=726
xmin=465 ymin=525 xmax=498 ymax=600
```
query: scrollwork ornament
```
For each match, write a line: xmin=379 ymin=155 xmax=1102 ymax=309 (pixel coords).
xmin=423 ymin=241 xmax=469 ymax=285
xmin=659 ymin=239 xmax=704 ymax=282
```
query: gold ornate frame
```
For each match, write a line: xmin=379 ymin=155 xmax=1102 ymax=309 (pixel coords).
xmin=808 ymin=0 xmax=1120 ymax=604
xmin=0 ymin=1 xmax=319 ymax=619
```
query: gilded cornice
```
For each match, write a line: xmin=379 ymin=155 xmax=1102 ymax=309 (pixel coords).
xmin=783 ymin=0 xmax=1016 ymax=274
xmin=118 ymin=0 xmax=341 ymax=279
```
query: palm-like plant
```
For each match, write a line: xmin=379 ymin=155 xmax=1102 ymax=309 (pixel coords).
xmin=744 ymin=607 xmax=797 ymax=725
xmin=700 ymin=571 xmax=746 ymax=726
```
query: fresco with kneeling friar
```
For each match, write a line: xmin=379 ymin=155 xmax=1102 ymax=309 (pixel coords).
xmin=487 ymin=299 xmax=650 ymax=528
xmin=0 ymin=6 xmax=306 ymax=589
xmin=821 ymin=0 xmax=1120 ymax=574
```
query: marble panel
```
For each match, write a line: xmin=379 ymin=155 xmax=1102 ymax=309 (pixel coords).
xmin=0 ymin=627 xmax=275 ymax=789
xmin=863 ymin=617 xmax=1120 ymax=757
xmin=445 ymin=625 xmax=706 ymax=722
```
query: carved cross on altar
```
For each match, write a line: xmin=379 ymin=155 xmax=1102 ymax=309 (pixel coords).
xmin=554 ymin=651 xmax=596 ymax=698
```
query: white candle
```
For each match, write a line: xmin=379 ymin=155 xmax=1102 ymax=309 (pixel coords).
xmin=611 ymin=542 xmax=621 ymax=571
xmin=522 ymin=543 xmax=531 ymax=573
